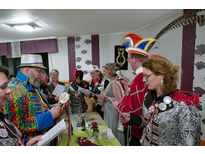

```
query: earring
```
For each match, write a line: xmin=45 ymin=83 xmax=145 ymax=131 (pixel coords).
xmin=160 ymin=79 xmax=163 ymax=85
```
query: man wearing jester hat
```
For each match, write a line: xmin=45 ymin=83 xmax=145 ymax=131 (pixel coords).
xmin=116 ymin=33 xmax=155 ymax=146
xmin=2 ymin=54 xmax=61 ymax=144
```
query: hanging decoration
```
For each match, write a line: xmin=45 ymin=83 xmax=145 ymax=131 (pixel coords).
xmin=149 ymin=9 xmax=205 ymax=50
xmin=115 ymin=45 xmax=128 ymax=70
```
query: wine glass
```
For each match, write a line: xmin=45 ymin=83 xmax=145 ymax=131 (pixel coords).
xmin=101 ymin=129 xmax=108 ymax=146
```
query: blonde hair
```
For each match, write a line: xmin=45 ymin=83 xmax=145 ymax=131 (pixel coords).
xmin=142 ymin=56 xmax=179 ymax=95
xmin=103 ymin=63 xmax=118 ymax=78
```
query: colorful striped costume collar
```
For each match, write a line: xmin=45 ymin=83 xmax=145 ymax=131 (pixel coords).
xmin=16 ymin=71 xmax=29 ymax=86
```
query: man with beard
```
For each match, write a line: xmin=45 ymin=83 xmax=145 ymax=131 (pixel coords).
xmin=2 ymin=54 xmax=61 ymax=144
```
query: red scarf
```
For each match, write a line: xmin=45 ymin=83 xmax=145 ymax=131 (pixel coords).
xmin=92 ymin=79 xmax=99 ymax=85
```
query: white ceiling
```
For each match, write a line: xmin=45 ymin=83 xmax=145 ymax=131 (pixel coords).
xmin=0 ymin=9 xmax=181 ymax=43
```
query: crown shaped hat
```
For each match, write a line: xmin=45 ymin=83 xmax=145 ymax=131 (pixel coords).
xmin=17 ymin=54 xmax=47 ymax=69
xmin=121 ymin=33 xmax=155 ymax=56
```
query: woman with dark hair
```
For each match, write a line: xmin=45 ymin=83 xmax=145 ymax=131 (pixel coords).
xmin=121 ymin=56 xmax=201 ymax=146
xmin=64 ymin=70 xmax=89 ymax=114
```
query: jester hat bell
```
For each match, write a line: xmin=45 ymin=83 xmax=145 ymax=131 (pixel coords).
xmin=121 ymin=33 xmax=156 ymax=57
xmin=17 ymin=54 xmax=47 ymax=69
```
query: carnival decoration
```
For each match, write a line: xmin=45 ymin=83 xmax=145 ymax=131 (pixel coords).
xmin=148 ymin=96 xmax=173 ymax=114
xmin=121 ymin=33 xmax=142 ymax=48
xmin=115 ymin=45 xmax=127 ymax=70
xmin=121 ymin=33 xmax=156 ymax=57
xmin=116 ymin=33 xmax=142 ymax=69
xmin=149 ymin=9 xmax=205 ymax=50
xmin=117 ymin=33 xmax=156 ymax=69
xmin=172 ymin=90 xmax=201 ymax=107
xmin=17 ymin=54 xmax=47 ymax=69
xmin=59 ymin=92 xmax=69 ymax=104
xmin=57 ymin=92 xmax=72 ymax=146
xmin=126 ymin=37 xmax=156 ymax=57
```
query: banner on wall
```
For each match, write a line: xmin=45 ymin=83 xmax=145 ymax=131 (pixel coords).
xmin=114 ymin=45 xmax=127 ymax=70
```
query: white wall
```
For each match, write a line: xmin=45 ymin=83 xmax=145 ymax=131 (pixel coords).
xmin=48 ymin=37 xmax=69 ymax=82
xmin=99 ymin=10 xmax=183 ymax=82
xmin=48 ymin=10 xmax=183 ymax=83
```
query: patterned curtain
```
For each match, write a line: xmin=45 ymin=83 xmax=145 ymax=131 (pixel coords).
xmin=67 ymin=35 xmax=100 ymax=81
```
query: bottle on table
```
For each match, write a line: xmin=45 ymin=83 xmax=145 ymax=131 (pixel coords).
xmin=81 ymin=118 xmax=86 ymax=131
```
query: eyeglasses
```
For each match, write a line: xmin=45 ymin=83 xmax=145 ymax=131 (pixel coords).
xmin=32 ymin=68 xmax=44 ymax=73
xmin=142 ymin=73 xmax=153 ymax=80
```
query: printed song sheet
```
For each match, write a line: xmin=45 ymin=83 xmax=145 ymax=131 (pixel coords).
xmin=38 ymin=119 xmax=66 ymax=146
xmin=52 ymin=84 xmax=66 ymax=96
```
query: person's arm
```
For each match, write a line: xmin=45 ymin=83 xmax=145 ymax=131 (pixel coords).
xmin=113 ymin=80 xmax=123 ymax=103
xmin=112 ymin=80 xmax=122 ymax=102
xmin=120 ymin=112 xmax=143 ymax=127
xmin=96 ymin=81 xmax=122 ymax=103
xmin=127 ymin=113 xmax=143 ymax=126
xmin=120 ymin=75 xmax=130 ymax=88
xmin=178 ymin=104 xmax=201 ymax=145
xmin=117 ymin=96 xmax=132 ymax=113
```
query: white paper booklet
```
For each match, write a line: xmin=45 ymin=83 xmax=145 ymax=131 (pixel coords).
xmin=78 ymin=86 xmax=94 ymax=95
xmin=38 ymin=119 xmax=66 ymax=146
xmin=52 ymin=84 xmax=66 ymax=96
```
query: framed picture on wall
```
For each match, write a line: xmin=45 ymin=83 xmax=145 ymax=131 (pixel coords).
xmin=114 ymin=45 xmax=128 ymax=70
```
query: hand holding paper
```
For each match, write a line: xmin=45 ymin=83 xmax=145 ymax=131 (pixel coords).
xmin=78 ymin=86 xmax=95 ymax=96
xmin=120 ymin=112 xmax=130 ymax=123
xmin=38 ymin=119 xmax=66 ymax=146
xmin=52 ymin=84 xmax=66 ymax=96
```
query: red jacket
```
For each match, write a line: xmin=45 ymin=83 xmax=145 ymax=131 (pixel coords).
xmin=118 ymin=73 xmax=148 ymax=138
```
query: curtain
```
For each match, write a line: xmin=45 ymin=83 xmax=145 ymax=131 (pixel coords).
xmin=0 ymin=43 xmax=12 ymax=58
xmin=20 ymin=39 xmax=58 ymax=54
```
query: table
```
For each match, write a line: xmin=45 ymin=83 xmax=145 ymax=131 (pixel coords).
xmin=58 ymin=112 xmax=121 ymax=146
xmin=71 ymin=112 xmax=106 ymax=131
xmin=70 ymin=125 xmax=121 ymax=146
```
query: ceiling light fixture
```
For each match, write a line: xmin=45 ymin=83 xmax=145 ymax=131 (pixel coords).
xmin=6 ymin=22 xmax=41 ymax=32
xmin=12 ymin=24 xmax=34 ymax=32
